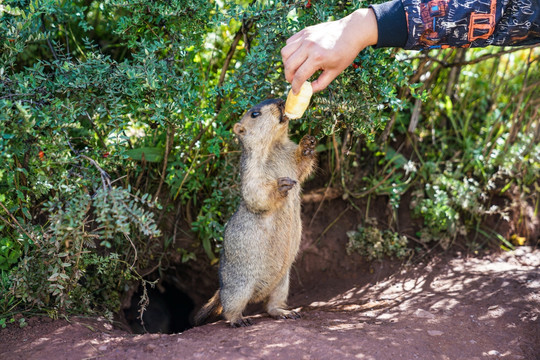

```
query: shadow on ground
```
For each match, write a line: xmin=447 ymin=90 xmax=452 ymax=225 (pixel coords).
xmin=1 ymin=247 xmax=538 ymax=360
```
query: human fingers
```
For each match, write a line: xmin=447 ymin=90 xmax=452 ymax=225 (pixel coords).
xmin=283 ymin=46 xmax=308 ymax=84
xmin=311 ymin=69 xmax=339 ymax=93
xmin=291 ymin=59 xmax=320 ymax=94
xmin=281 ymin=37 xmax=303 ymax=66
xmin=281 ymin=31 xmax=305 ymax=63
xmin=285 ymin=29 xmax=306 ymax=45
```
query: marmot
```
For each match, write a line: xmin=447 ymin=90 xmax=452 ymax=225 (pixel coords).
xmin=195 ymin=98 xmax=317 ymax=327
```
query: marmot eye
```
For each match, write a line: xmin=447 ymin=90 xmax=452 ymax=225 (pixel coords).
xmin=251 ymin=111 xmax=261 ymax=118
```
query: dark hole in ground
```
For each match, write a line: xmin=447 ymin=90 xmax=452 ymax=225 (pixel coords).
xmin=124 ymin=281 xmax=195 ymax=334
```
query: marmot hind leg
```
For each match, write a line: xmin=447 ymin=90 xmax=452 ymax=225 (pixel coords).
xmin=265 ymin=271 xmax=300 ymax=320
xmin=220 ymin=282 xmax=255 ymax=327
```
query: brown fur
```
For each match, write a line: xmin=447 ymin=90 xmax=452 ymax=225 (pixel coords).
xmin=194 ymin=99 xmax=316 ymax=327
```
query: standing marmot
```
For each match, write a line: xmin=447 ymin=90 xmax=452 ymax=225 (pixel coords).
xmin=195 ymin=98 xmax=316 ymax=327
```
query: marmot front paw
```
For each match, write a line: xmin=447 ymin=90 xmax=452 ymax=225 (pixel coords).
xmin=277 ymin=177 xmax=297 ymax=195
xmin=300 ymin=135 xmax=317 ymax=157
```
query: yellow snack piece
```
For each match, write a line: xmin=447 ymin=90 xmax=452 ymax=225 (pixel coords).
xmin=284 ymin=81 xmax=313 ymax=119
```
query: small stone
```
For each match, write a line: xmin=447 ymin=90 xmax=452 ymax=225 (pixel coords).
xmin=414 ymin=309 xmax=435 ymax=319
xmin=427 ymin=330 xmax=444 ymax=336
xmin=98 ymin=345 xmax=108 ymax=351
xmin=487 ymin=350 xmax=501 ymax=356
xmin=144 ymin=344 xmax=157 ymax=353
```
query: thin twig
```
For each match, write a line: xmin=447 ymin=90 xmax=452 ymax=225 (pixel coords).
xmin=110 ymin=175 xmax=128 ymax=185
xmin=342 ymin=167 xmax=397 ymax=199
xmin=135 ymin=153 xmax=146 ymax=190
xmin=0 ymin=201 xmax=41 ymax=249
xmin=153 ymin=126 xmax=174 ymax=202
xmin=79 ymin=154 xmax=112 ymax=190
xmin=188 ymin=123 xmax=212 ymax=151
xmin=41 ymin=14 xmax=59 ymax=61
xmin=0 ymin=93 xmax=34 ymax=100
xmin=309 ymin=185 xmax=340 ymax=227
xmin=315 ymin=206 xmax=350 ymax=244
xmin=0 ymin=214 xmax=16 ymax=230
xmin=403 ymin=234 xmax=429 ymax=250
xmin=215 ymin=18 xmax=254 ymax=112
xmin=124 ymin=233 xmax=138 ymax=268
xmin=173 ymin=148 xmax=201 ymax=201
xmin=85 ymin=111 xmax=107 ymax=149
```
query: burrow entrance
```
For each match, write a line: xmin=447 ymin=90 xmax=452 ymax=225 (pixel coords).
xmin=124 ymin=280 xmax=195 ymax=334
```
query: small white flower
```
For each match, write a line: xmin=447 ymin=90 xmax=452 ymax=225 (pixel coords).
xmin=404 ymin=160 xmax=417 ymax=175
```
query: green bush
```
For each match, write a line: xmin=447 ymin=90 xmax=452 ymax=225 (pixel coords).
xmin=347 ymin=218 xmax=411 ymax=260
xmin=406 ymin=48 xmax=540 ymax=249
xmin=345 ymin=47 xmax=538 ymax=253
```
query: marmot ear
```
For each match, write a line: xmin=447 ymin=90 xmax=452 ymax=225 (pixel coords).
xmin=233 ymin=123 xmax=245 ymax=136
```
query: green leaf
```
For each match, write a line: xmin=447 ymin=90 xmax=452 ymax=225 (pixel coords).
xmin=125 ymin=147 xmax=165 ymax=163
xmin=202 ymin=237 xmax=216 ymax=260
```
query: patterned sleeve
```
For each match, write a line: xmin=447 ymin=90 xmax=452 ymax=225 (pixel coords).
xmin=401 ymin=0 xmax=540 ymax=49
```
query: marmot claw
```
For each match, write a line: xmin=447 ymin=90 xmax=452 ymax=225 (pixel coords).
xmin=230 ymin=317 xmax=253 ymax=328
xmin=277 ymin=177 xmax=297 ymax=194
xmin=272 ymin=310 xmax=301 ymax=320
xmin=284 ymin=310 xmax=301 ymax=319
xmin=300 ymin=135 xmax=317 ymax=156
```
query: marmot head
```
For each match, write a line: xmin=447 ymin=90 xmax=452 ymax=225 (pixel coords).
xmin=233 ymin=99 xmax=288 ymax=149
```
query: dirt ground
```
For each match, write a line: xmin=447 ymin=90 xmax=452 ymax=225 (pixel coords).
xmin=1 ymin=194 xmax=539 ymax=360
xmin=1 ymin=244 xmax=538 ymax=360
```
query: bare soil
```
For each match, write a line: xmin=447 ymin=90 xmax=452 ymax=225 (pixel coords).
xmin=1 ymin=196 xmax=539 ymax=360
xmin=1 ymin=246 xmax=538 ymax=360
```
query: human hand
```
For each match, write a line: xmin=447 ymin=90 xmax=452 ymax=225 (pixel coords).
xmin=281 ymin=8 xmax=378 ymax=94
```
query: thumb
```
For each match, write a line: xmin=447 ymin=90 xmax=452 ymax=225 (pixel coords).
xmin=311 ymin=70 xmax=339 ymax=93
